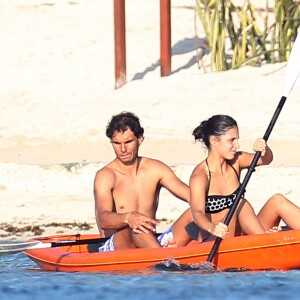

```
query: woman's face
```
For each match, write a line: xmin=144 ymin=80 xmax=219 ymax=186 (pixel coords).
xmin=213 ymin=126 xmax=239 ymax=160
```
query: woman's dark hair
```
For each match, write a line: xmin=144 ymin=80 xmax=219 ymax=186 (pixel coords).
xmin=192 ymin=115 xmax=237 ymax=148
xmin=106 ymin=111 xmax=144 ymax=139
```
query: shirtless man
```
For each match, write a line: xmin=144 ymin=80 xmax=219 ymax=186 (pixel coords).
xmin=94 ymin=112 xmax=193 ymax=251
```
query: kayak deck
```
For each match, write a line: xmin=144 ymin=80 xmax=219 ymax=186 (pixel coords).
xmin=24 ymin=230 xmax=300 ymax=272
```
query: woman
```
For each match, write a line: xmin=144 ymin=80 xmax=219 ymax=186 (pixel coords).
xmin=190 ymin=114 xmax=300 ymax=242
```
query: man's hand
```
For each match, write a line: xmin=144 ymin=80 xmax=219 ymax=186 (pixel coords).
xmin=125 ymin=211 xmax=159 ymax=234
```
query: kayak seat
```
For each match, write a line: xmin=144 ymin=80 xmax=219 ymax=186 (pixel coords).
xmin=87 ymin=242 xmax=103 ymax=253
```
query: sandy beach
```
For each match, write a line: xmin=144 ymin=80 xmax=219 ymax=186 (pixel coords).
xmin=1 ymin=0 xmax=300 ymax=241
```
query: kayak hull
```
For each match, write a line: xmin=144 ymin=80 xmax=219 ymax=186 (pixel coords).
xmin=24 ymin=230 xmax=300 ymax=272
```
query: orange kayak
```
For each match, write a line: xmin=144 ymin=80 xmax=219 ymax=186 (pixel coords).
xmin=24 ymin=230 xmax=300 ymax=272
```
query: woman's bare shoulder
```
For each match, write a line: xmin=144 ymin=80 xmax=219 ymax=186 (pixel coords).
xmin=192 ymin=160 xmax=207 ymax=175
xmin=228 ymin=150 xmax=246 ymax=170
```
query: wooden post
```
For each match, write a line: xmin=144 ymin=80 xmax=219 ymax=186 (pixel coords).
xmin=114 ymin=0 xmax=126 ymax=89
xmin=160 ymin=0 xmax=171 ymax=76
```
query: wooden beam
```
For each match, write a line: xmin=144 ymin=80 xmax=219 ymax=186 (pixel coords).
xmin=114 ymin=0 xmax=126 ymax=89
xmin=160 ymin=0 xmax=171 ymax=76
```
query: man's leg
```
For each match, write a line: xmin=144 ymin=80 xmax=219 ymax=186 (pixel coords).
xmin=113 ymin=227 xmax=137 ymax=249
xmin=131 ymin=231 xmax=161 ymax=248
xmin=114 ymin=227 xmax=161 ymax=249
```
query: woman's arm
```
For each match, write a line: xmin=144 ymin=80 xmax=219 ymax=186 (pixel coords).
xmin=238 ymin=138 xmax=273 ymax=169
xmin=190 ymin=169 xmax=228 ymax=239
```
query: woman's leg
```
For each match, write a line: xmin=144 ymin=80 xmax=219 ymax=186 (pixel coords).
xmin=257 ymin=193 xmax=300 ymax=230
xmin=236 ymin=199 xmax=266 ymax=234
xmin=172 ymin=208 xmax=194 ymax=247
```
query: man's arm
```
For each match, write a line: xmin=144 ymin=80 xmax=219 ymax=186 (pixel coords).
xmin=94 ymin=168 xmax=128 ymax=231
xmin=157 ymin=161 xmax=190 ymax=203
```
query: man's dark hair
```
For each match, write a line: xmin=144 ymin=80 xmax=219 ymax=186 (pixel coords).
xmin=106 ymin=112 xmax=144 ymax=139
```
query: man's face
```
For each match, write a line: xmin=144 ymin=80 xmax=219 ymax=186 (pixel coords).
xmin=110 ymin=129 xmax=143 ymax=165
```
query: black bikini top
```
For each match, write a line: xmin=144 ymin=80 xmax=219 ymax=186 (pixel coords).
xmin=205 ymin=159 xmax=240 ymax=214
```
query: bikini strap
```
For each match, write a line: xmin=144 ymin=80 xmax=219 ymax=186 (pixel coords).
xmin=206 ymin=160 xmax=240 ymax=192
xmin=228 ymin=164 xmax=240 ymax=180
xmin=205 ymin=159 xmax=211 ymax=192
xmin=229 ymin=164 xmax=244 ymax=195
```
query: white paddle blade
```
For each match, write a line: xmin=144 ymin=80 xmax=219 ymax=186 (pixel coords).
xmin=0 ymin=240 xmax=45 ymax=255
xmin=283 ymin=33 xmax=300 ymax=97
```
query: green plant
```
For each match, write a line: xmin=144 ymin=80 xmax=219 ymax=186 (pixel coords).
xmin=195 ymin=0 xmax=300 ymax=71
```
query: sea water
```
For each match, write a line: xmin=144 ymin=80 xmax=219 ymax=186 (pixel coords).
xmin=0 ymin=253 xmax=299 ymax=300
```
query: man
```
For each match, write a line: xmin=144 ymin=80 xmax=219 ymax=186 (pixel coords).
xmin=94 ymin=111 xmax=193 ymax=251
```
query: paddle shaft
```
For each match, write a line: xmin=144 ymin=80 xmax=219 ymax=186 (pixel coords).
xmin=207 ymin=96 xmax=287 ymax=262
xmin=47 ymin=237 xmax=111 ymax=248
xmin=0 ymin=232 xmax=163 ymax=254
xmin=44 ymin=232 xmax=160 ymax=248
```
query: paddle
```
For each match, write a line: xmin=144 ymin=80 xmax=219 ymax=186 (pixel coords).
xmin=207 ymin=33 xmax=300 ymax=263
xmin=0 ymin=232 xmax=163 ymax=255
xmin=0 ymin=236 xmax=108 ymax=255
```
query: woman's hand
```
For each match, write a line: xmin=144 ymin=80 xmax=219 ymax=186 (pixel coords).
xmin=210 ymin=222 xmax=229 ymax=239
xmin=253 ymin=138 xmax=268 ymax=156
xmin=266 ymin=226 xmax=282 ymax=233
